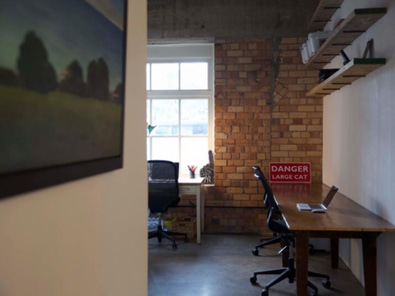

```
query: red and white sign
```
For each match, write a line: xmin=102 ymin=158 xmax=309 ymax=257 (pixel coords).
xmin=269 ymin=162 xmax=311 ymax=183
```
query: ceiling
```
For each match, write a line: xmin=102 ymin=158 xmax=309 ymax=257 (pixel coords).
xmin=148 ymin=0 xmax=318 ymax=41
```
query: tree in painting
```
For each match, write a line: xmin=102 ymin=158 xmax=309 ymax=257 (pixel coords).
xmin=111 ymin=82 xmax=124 ymax=104
xmin=17 ymin=31 xmax=57 ymax=94
xmin=59 ymin=60 xmax=86 ymax=97
xmin=87 ymin=58 xmax=110 ymax=100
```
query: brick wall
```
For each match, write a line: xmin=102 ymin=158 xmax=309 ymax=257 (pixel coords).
xmin=214 ymin=39 xmax=272 ymax=209
xmin=171 ymin=37 xmax=322 ymax=235
xmin=207 ymin=37 xmax=322 ymax=233
xmin=270 ymin=38 xmax=323 ymax=180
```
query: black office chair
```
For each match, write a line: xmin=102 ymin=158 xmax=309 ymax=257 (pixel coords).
xmin=249 ymin=169 xmax=331 ymax=296
xmin=252 ymin=166 xmax=282 ymax=256
xmin=148 ymin=160 xmax=187 ymax=249
xmin=252 ymin=166 xmax=318 ymax=256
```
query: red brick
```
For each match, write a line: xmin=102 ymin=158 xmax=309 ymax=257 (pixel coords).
xmin=212 ymin=39 xmax=322 ymax=232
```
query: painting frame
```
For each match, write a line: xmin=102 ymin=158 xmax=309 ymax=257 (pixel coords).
xmin=0 ymin=0 xmax=128 ymax=199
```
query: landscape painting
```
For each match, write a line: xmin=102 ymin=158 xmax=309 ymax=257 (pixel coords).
xmin=0 ymin=0 xmax=127 ymax=198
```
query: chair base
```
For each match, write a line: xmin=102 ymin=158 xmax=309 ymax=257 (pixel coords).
xmin=252 ymin=236 xmax=282 ymax=256
xmin=252 ymin=235 xmax=319 ymax=257
xmin=250 ymin=257 xmax=331 ymax=296
xmin=149 ymin=224 xmax=187 ymax=249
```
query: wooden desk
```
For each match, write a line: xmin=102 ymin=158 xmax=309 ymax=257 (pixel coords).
xmin=178 ymin=177 xmax=205 ymax=244
xmin=271 ymin=183 xmax=395 ymax=296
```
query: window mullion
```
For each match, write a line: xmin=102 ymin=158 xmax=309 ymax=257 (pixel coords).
xmin=178 ymin=98 xmax=182 ymax=169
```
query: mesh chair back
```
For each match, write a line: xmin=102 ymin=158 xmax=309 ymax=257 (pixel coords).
xmin=253 ymin=166 xmax=271 ymax=208
xmin=253 ymin=166 xmax=288 ymax=234
xmin=148 ymin=160 xmax=180 ymax=213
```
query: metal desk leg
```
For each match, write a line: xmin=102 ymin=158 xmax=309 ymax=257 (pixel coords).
xmin=196 ymin=185 xmax=201 ymax=244
xmin=201 ymin=186 xmax=205 ymax=233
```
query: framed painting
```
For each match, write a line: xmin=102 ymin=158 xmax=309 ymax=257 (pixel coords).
xmin=0 ymin=0 xmax=128 ymax=198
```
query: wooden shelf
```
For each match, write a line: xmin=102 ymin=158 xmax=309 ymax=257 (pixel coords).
xmin=306 ymin=8 xmax=387 ymax=69
xmin=307 ymin=0 xmax=344 ymax=32
xmin=306 ymin=58 xmax=386 ymax=97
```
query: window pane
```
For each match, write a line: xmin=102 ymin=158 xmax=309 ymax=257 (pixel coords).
xmin=181 ymin=99 xmax=208 ymax=136
xmin=146 ymin=102 xmax=158 ymax=136
xmin=151 ymin=63 xmax=179 ymax=90
xmin=180 ymin=137 xmax=209 ymax=176
xmin=147 ymin=137 xmax=151 ymax=159
xmin=152 ymin=99 xmax=179 ymax=136
xmin=146 ymin=64 xmax=150 ymax=90
xmin=152 ymin=138 xmax=179 ymax=162
xmin=147 ymin=100 xmax=150 ymax=122
xmin=180 ymin=62 xmax=208 ymax=90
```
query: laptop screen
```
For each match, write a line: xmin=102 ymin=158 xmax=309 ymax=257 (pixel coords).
xmin=322 ymin=185 xmax=339 ymax=208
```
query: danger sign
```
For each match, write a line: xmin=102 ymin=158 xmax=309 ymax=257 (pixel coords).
xmin=269 ymin=162 xmax=311 ymax=183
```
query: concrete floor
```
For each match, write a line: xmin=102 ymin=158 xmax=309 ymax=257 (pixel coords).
xmin=149 ymin=234 xmax=365 ymax=296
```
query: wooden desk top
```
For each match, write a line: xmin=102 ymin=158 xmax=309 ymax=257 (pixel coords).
xmin=178 ymin=177 xmax=204 ymax=185
xmin=271 ymin=183 xmax=395 ymax=233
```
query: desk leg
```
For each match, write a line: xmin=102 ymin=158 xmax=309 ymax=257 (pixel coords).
xmin=362 ymin=232 xmax=379 ymax=296
xmin=295 ymin=231 xmax=309 ymax=296
xmin=196 ymin=186 xmax=201 ymax=244
xmin=201 ymin=186 xmax=205 ymax=233
xmin=330 ymin=238 xmax=339 ymax=268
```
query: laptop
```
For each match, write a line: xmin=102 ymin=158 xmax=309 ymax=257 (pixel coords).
xmin=296 ymin=185 xmax=339 ymax=212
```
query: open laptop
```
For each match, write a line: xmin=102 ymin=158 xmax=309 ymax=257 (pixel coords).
xmin=296 ymin=185 xmax=339 ymax=212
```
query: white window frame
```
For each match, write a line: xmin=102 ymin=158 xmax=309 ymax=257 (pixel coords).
xmin=146 ymin=43 xmax=214 ymax=176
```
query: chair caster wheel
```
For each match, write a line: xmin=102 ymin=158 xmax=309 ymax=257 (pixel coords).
xmin=250 ymin=276 xmax=257 ymax=284
xmin=261 ymin=289 xmax=268 ymax=296
xmin=252 ymin=248 xmax=259 ymax=256
xmin=322 ymin=279 xmax=331 ymax=289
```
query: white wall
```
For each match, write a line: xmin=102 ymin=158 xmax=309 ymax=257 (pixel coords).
xmin=323 ymin=0 xmax=395 ymax=294
xmin=0 ymin=0 xmax=148 ymax=295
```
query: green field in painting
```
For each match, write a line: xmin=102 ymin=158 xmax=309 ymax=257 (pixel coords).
xmin=0 ymin=84 xmax=122 ymax=174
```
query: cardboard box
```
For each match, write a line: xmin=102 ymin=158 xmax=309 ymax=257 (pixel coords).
xmin=172 ymin=217 xmax=196 ymax=239
xmin=163 ymin=217 xmax=175 ymax=230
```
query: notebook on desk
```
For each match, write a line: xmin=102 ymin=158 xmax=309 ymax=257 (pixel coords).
xmin=296 ymin=185 xmax=339 ymax=212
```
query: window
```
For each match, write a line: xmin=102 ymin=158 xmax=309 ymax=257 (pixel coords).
xmin=146 ymin=44 xmax=214 ymax=176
